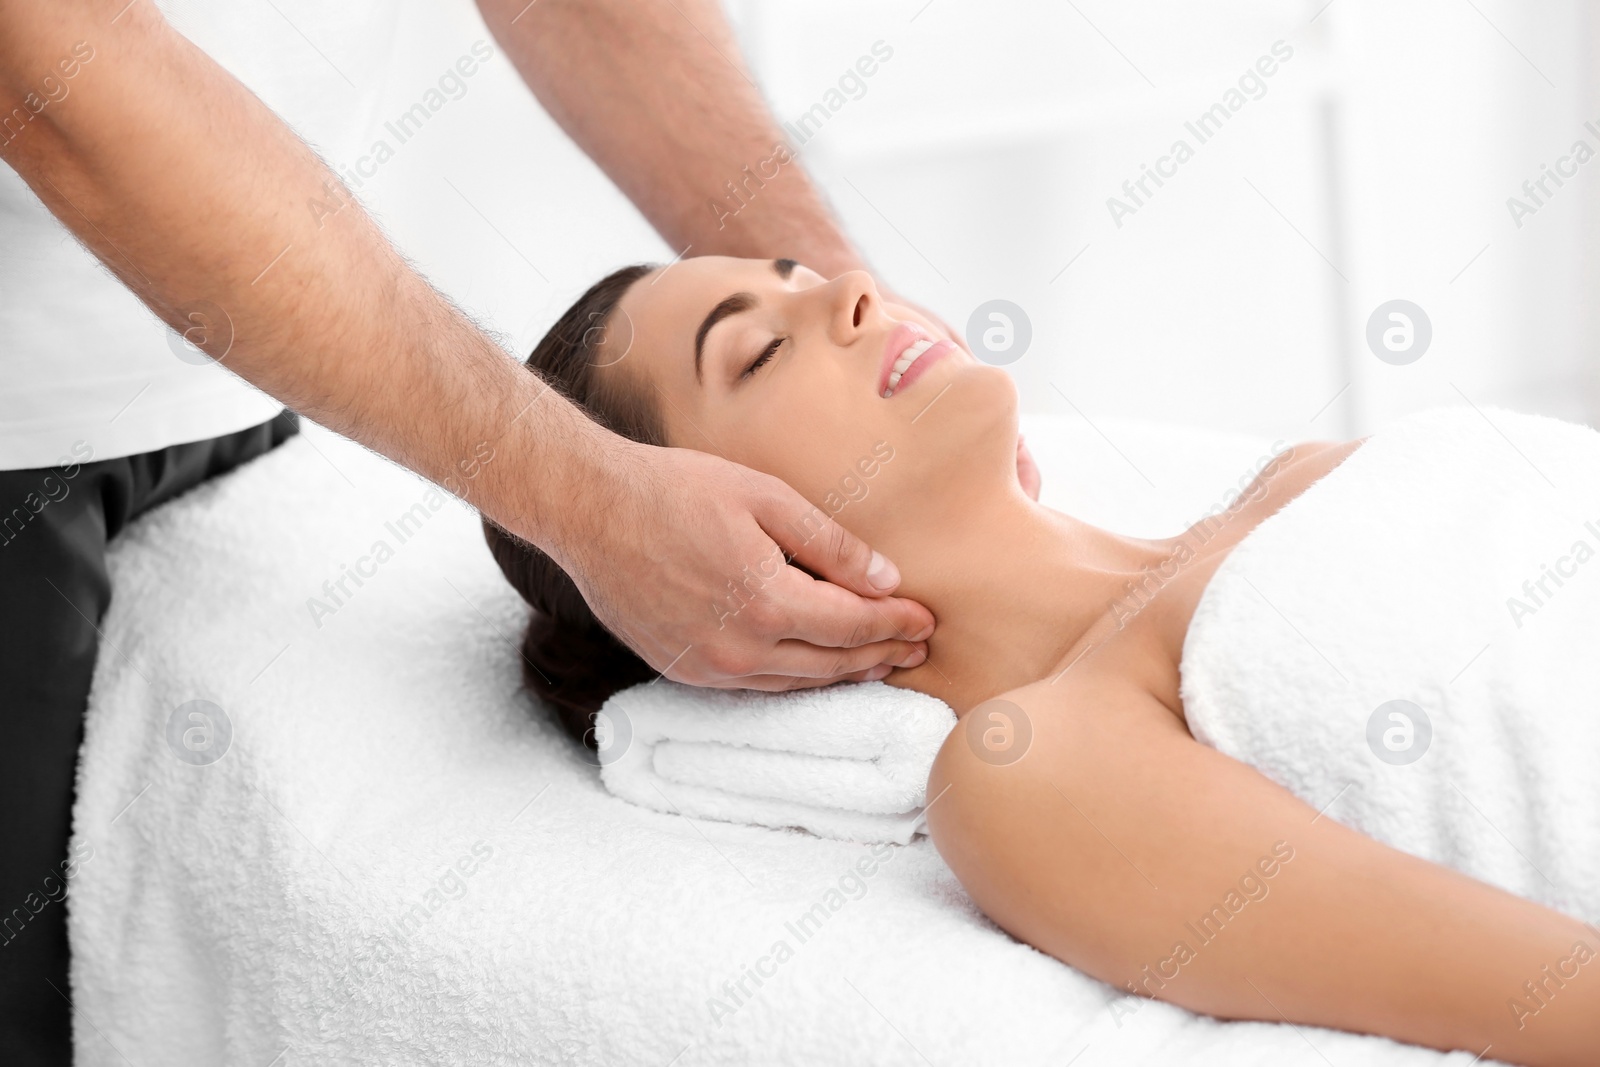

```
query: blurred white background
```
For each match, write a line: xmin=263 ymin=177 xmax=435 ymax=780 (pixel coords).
xmin=305 ymin=0 xmax=1600 ymax=444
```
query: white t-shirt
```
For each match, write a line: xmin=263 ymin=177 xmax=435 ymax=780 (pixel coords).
xmin=0 ymin=1 xmax=398 ymax=470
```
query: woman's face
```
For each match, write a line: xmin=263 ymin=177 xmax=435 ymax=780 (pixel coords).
xmin=600 ymin=256 xmax=1022 ymax=546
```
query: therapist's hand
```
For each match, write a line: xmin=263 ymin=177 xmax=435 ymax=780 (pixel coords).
xmin=1016 ymin=434 xmax=1042 ymax=501
xmin=557 ymin=441 xmax=935 ymax=691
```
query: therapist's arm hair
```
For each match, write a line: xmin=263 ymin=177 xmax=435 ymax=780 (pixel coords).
xmin=0 ymin=0 xmax=604 ymax=547
xmin=0 ymin=0 xmax=936 ymax=689
xmin=476 ymin=0 xmax=867 ymax=279
xmin=927 ymin=682 xmax=1600 ymax=1065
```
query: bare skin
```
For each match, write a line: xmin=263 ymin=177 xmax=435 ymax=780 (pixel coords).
xmin=1 ymin=0 xmax=958 ymax=692
xmin=600 ymin=254 xmax=1600 ymax=1066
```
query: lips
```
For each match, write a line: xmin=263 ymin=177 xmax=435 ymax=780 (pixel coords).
xmin=878 ymin=322 xmax=930 ymax=397
xmin=878 ymin=322 xmax=958 ymax=398
xmin=876 ymin=321 xmax=960 ymax=399
xmin=888 ymin=338 xmax=956 ymax=396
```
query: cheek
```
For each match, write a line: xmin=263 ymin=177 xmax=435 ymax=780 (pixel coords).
xmin=728 ymin=405 xmax=885 ymax=509
xmin=742 ymin=431 xmax=865 ymax=506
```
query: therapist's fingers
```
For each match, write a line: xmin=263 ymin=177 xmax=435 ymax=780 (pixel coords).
xmin=712 ymin=635 xmax=929 ymax=689
xmin=1017 ymin=433 xmax=1042 ymax=501
xmin=765 ymin=563 xmax=936 ymax=655
xmin=723 ymin=648 xmax=928 ymax=692
xmin=558 ymin=444 xmax=937 ymax=688
xmin=752 ymin=474 xmax=926 ymax=610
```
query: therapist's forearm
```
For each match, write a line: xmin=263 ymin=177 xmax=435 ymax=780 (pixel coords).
xmin=479 ymin=0 xmax=867 ymax=278
xmin=0 ymin=1 xmax=606 ymax=555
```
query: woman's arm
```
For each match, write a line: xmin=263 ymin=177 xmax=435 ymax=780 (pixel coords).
xmin=925 ymin=682 xmax=1600 ymax=1065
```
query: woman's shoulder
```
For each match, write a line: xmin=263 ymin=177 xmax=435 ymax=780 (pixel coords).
xmin=927 ymin=668 xmax=1188 ymax=810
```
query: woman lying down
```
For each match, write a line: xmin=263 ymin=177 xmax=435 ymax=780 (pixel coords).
xmin=483 ymin=256 xmax=1600 ymax=1064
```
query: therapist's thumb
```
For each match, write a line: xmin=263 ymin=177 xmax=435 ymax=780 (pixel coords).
xmin=755 ymin=476 xmax=903 ymax=596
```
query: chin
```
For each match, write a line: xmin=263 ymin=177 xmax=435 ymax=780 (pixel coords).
xmin=902 ymin=359 xmax=1016 ymax=440
xmin=880 ymin=363 xmax=1020 ymax=507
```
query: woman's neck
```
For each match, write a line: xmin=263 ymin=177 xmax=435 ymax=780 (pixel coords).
xmin=884 ymin=480 xmax=1177 ymax=714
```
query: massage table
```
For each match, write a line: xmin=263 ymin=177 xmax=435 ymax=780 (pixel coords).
xmin=66 ymin=411 xmax=1466 ymax=1065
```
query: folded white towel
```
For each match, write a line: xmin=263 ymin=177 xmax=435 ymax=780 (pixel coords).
xmin=597 ymin=679 xmax=956 ymax=843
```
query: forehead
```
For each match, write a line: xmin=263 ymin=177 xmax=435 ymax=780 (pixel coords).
xmin=614 ymin=254 xmax=764 ymax=337
xmin=608 ymin=256 xmax=772 ymax=385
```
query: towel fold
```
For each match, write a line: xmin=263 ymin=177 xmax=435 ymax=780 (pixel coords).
xmin=596 ymin=679 xmax=957 ymax=843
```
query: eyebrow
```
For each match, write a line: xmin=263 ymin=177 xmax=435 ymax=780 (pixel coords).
xmin=693 ymin=258 xmax=799 ymax=384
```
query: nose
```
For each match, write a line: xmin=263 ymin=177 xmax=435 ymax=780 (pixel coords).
xmin=823 ymin=269 xmax=880 ymax=347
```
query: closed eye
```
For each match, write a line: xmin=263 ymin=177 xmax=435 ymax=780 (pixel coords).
xmin=743 ymin=336 xmax=784 ymax=379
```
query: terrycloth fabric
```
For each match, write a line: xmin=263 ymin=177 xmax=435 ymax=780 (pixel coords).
xmin=597 ymin=679 xmax=954 ymax=844
xmin=67 ymin=415 xmax=1462 ymax=1066
xmin=1182 ymin=404 xmax=1600 ymax=925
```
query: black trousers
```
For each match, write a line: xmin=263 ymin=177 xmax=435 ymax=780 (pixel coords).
xmin=0 ymin=410 xmax=299 ymax=1065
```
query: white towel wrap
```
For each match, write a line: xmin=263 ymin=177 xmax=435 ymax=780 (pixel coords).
xmin=1181 ymin=404 xmax=1600 ymax=924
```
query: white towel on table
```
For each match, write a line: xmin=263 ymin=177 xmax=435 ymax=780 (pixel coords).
xmin=67 ymin=417 xmax=1471 ymax=1066
xmin=597 ymin=679 xmax=956 ymax=843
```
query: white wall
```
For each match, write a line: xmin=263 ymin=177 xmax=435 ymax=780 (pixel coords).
xmin=338 ymin=0 xmax=1600 ymax=445
xmin=334 ymin=0 xmax=671 ymax=360
xmin=1331 ymin=0 xmax=1600 ymax=434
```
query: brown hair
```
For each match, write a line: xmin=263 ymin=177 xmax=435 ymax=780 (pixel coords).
xmin=482 ymin=263 xmax=663 ymax=747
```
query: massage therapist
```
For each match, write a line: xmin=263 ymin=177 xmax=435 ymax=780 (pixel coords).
xmin=0 ymin=2 xmax=1020 ymax=1061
